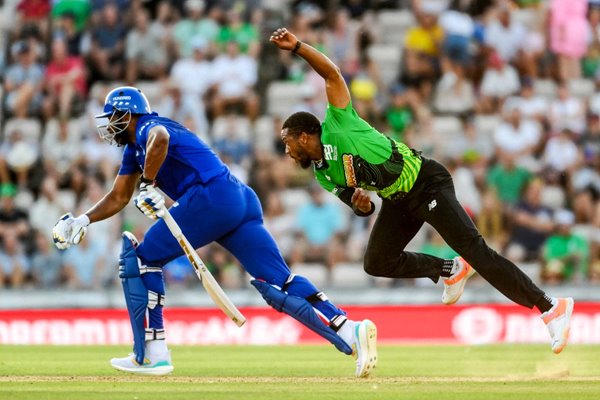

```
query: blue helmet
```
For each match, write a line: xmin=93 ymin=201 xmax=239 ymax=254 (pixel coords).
xmin=96 ymin=86 xmax=152 ymax=145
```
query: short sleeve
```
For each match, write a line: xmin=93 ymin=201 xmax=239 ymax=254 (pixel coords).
xmin=323 ymin=102 xmax=355 ymax=132
xmin=117 ymin=144 xmax=141 ymax=175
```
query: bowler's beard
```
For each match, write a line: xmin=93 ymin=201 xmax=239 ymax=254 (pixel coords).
xmin=299 ymin=157 xmax=312 ymax=169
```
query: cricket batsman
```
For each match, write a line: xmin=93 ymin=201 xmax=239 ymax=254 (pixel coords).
xmin=51 ymin=86 xmax=378 ymax=377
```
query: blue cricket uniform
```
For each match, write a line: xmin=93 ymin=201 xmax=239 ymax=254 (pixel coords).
xmin=118 ymin=113 xmax=343 ymax=322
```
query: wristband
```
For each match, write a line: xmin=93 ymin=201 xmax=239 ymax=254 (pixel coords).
xmin=353 ymin=201 xmax=375 ymax=217
xmin=292 ymin=40 xmax=302 ymax=54
xmin=140 ymin=176 xmax=154 ymax=185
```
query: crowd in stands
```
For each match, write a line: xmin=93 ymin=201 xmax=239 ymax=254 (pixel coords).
xmin=1 ymin=0 xmax=600 ymax=291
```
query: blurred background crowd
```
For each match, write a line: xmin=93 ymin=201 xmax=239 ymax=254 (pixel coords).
xmin=1 ymin=0 xmax=600 ymax=293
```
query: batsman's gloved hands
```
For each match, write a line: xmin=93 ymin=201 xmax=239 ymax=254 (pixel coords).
xmin=52 ymin=213 xmax=90 ymax=250
xmin=134 ymin=180 xmax=165 ymax=220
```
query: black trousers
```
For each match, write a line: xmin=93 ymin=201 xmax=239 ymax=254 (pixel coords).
xmin=363 ymin=158 xmax=545 ymax=309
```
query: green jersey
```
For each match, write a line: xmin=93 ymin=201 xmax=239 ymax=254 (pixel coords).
xmin=314 ymin=102 xmax=422 ymax=203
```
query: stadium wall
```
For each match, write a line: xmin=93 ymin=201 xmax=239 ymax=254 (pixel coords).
xmin=2 ymin=304 xmax=600 ymax=345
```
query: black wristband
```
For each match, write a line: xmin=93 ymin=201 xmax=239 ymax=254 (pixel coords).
xmin=140 ymin=176 xmax=154 ymax=185
xmin=353 ymin=201 xmax=375 ymax=217
xmin=292 ymin=40 xmax=302 ymax=54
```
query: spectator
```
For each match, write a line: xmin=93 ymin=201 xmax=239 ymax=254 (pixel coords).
xmin=263 ymin=190 xmax=296 ymax=262
xmin=211 ymin=40 xmax=259 ymax=120
xmin=432 ymin=62 xmax=476 ymax=116
xmin=487 ymin=155 xmax=532 ymax=205
xmin=172 ymin=0 xmax=221 ymax=58
xmin=42 ymin=118 xmax=82 ymax=180
xmin=478 ymin=51 xmax=521 ymax=113
xmin=439 ymin=5 xmax=475 ymax=67
xmin=385 ymin=84 xmax=415 ymax=142
xmin=542 ymin=209 xmax=589 ymax=283
xmin=125 ymin=8 xmax=169 ymax=83
xmin=163 ymin=254 xmax=195 ymax=288
xmin=549 ymin=0 xmax=589 ymax=80
xmin=322 ymin=9 xmax=359 ymax=76
xmin=484 ymin=4 xmax=528 ymax=64
xmin=542 ymin=129 xmax=581 ymax=173
xmin=3 ymin=41 xmax=45 ymax=118
xmin=549 ymin=83 xmax=586 ymax=135
xmin=53 ymin=11 xmax=84 ymax=56
xmin=217 ymin=7 xmax=261 ymax=58
xmin=0 ymin=128 xmax=40 ymax=189
xmin=51 ymin=0 xmax=91 ymax=33
xmin=212 ymin=115 xmax=252 ymax=167
xmin=0 ymin=185 xmax=30 ymax=241
xmin=447 ymin=116 xmax=495 ymax=170
xmin=87 ymin=2 xmax=127 ymax=81
xmin=29 ymin=176 xmax=68 ymax=234
xmin=506 ymin=179 xmax=555 ymax=262
xmin=401 ymin=4 xmax=443 ymax=99
xmin=43 ymin=38 xmax=86 ymax=119
xmin=0 ymin=232 xmax=31 ymax=288
xmin=30 ymin=230 xmax=63 ymax=288
xmin=16 ymin=0 xmax=51 ymax=40
xmin=493 ymin=105 xmax=542 ymax=170
xmin=169 ymin=36 xmax=215 ymax=138
xmin=504 ymin=77 xmax=548 ymax=124
xmin=62 ymin=232 xmax=107 ymax=289
xmin=289 ymin=184 xmax=347 ymax=273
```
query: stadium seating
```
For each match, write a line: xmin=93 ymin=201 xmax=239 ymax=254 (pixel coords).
xmin=331 ymin=263 xmax=370 ymax=288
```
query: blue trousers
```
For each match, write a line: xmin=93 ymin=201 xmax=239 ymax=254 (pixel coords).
xmin=135 ymin=172 xmax=344 ymax=320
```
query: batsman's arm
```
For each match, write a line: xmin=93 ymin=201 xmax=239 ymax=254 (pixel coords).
xmin=270 ymin=28 xmax=350 ymax=109
xmin=85 ymin=173 xmax=139 ymax=223
xmin=141 ymin=126 xmax=169 ymax=181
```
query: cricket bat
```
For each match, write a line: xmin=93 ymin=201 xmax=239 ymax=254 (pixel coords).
xmin=162 ymin=209 xmax=247 ymax=327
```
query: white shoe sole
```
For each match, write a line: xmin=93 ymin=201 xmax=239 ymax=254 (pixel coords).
xmin=356 ymin=320 xmax=378 ymax=378
xmin=111 ymin=362 xmax=174 ymax=376
xmin=552 ymin=297 xmax=574 ymax=354
xmin=442 ymin=265 xmax=476 ymax=305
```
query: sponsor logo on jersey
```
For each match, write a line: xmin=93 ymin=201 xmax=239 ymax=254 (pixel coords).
xmin=323 ymin=144 xmax=338 ymax=161
xmin=342 ymin=154 xmax=357 ymax=187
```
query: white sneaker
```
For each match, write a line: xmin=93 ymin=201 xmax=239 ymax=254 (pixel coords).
xmin=541 ymin=297 xmax=574 ymax=354
xmin=350 ymin=320 xmax=378 ymax=378
xmin=110 ymin=351 xmax=174 ymax=376
xmin=442 ymin=257 xmax=476 ymax=305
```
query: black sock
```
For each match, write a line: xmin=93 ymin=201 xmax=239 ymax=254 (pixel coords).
xmin=535 ymin=294 xmax=554 ymax=313
xmin=441 ymin=259 xmax=454 ymax=277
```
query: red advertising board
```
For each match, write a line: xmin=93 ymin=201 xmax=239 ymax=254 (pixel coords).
xmin=1 ymin=303 xmax=599 ymax=345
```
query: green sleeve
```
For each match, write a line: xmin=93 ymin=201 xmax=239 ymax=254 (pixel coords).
xmin=315 ymin=170 xmax=336 ymax=193
xmin=323 ymin=102 xmax=373 ymax=133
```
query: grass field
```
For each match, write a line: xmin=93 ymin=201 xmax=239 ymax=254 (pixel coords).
xmin=1 ymin=344 xmax=600 ymax=399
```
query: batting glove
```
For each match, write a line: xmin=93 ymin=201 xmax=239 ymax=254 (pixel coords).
xmin=52 ymin=213 xmax=90 ymax=250
xmin=134 ymin=181 xmax=165 ymax=220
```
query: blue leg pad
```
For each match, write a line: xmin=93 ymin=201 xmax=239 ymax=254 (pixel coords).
xmin=119 ymin=232 xmax=148 ymax=365
xmin=251 ymin=279 xmax=352 ymax=355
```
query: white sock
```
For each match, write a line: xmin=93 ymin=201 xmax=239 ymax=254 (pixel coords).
xmin=337 ymin=320 xmax=357 ymax=345
xmin=146 ymin=339 xmax=168 ymax=355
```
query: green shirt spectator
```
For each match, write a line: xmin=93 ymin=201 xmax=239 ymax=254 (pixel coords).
xmin=51 ymin=0 xmax=91 ymax=32
xmin=486 ymin=159 xmax=532 ymax=204
xmin=542 ymin=209 xmax=589 ymax=281
xmin=217 ymin=23 xmax=258 ymax=55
